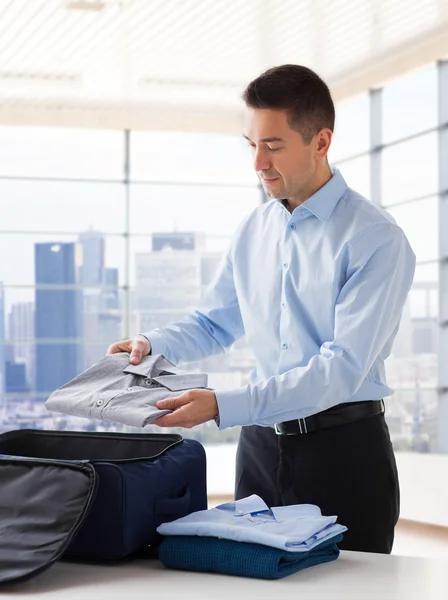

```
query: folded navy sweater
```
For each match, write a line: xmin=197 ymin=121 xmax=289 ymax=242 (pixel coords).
xmin=158 ymin=533 xmax=344 ymax=579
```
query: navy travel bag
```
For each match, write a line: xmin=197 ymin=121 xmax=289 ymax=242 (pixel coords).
xmin=0 ymin=429 xmax=207 ymax=586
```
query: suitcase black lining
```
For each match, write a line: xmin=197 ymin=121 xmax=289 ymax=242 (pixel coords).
xmin=0 ymin=430 xmax=183 ymax=462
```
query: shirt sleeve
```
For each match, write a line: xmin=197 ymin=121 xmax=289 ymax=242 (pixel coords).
xmin=215 ymin=222 xmax=416 ymax=429
xmin=142 ymin=250 xmax=245 ymax=366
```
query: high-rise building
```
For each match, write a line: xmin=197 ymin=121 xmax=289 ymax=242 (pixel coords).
xmin=98 ymin=267 xmax=121 ymax=364
xmin=35 ymin=242 xmax=79 ymax=394
xmin=136 ymin=232 xmax=222 ymax=331
xmin=152 ymin=232 xmax=206 ymax=253
xmin=136 ymin=248 xmax=202 ymax=332
xmin=79 ymin=230 xmax=105 ymax=324
xmin=79 ymin=231 xmax=121 ymax=369
xmin=150 ymin=230 xmax=221 ymax=292
xmin=8 ymin=302 xmax=35 ymax=388
xmin=5 ymin=361 xmax=28 ymax=393
xmin=79 ymin=230 xmax=105 ymax=287
xmin=101 ymin=267 xmax=120 ymax=311
xmin=136 ymin=232 xmax=255 ymax=378
xmin=136 ymin=233 xmax=222 ymax=345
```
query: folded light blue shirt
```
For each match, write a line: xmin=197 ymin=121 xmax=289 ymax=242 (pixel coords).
xmin=144 ymin=167 xmax=416 ymax=429
xmin=157 ymin=494 xmax=347 ymax=552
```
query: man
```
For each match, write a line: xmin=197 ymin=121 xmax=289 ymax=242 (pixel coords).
xmin=107 ymin=65 xmax=416 ymax=554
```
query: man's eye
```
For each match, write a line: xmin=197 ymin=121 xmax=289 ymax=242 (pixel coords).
xmin=268 ymin=147 xmax=281 ymax=152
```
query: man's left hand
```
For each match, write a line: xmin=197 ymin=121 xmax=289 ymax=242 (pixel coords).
xmin=154 ymin=389 xmax=218 ymax=428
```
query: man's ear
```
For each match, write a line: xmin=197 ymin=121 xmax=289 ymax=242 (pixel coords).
xmin=315 ymin=128 xmax=332 ymax=158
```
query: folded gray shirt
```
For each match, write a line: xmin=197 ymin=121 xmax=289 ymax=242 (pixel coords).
xmin=45 ymin=353 xmax=208 ymax=428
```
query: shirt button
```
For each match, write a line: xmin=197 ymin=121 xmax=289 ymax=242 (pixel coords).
xmin=289 ymin=223 xmax=296 ymax=230
xmin=96 ymin=399 xmax=104 ymax=406
xmin=282 ymin=342 xmax=288 ymax=349
xmin=281 ymin=302 xmax=286 ymax=309
xmin=238 ymin=510 xmax=243 ymax=514
xmin=127 ymin=387 xmax=133 ymax=391
xmin=283 ymin=262 xmax=288 ymax=269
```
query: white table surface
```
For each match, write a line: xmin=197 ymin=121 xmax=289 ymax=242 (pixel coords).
xmin=4 ymin=551 xmax=448 ymax=600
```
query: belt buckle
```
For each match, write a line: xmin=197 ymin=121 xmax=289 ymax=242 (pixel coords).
xmin=298 ymin=417 xmax=308 ymax=434
xmin=274 ymin=419 xmax=308 ymax=435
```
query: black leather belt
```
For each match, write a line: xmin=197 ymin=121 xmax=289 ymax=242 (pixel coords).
xmin=274 ymin=400 xmax=385 ymax=435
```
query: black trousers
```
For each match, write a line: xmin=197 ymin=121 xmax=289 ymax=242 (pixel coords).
xmin=235 ymin=413 xmax=400 ymax=554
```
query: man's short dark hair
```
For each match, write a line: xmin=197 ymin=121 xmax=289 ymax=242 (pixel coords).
xmin=242 ymin=64 xmax=335 ymax=144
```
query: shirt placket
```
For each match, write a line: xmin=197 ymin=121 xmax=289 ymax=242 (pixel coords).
xmin=278 ymin=215 xmax=299 ymax=366
xmin=90 ymin=391 xmax=122 ymax=420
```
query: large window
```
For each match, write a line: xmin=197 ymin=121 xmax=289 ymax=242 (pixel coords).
xmin=387 ymin=196 xmax=438 ymax=263
xmin=0 ymin=127 xmax=124 ymax=180
xmin=332 ymin=62 xmax=445 ymax=457
xmin=380 ymin=66 xmax=442 ymax=456
xmin=0 ymin=60 xmax=447 ymax=462
xmin=381 ymin=133 xmax=438 ymax=205
xmin=329 ymin=93 xmax=370 ymax=162
xmin=382 ymin=65 xmax=438 ymax=144
xmin=336 ymin=155 xmax=371 ymax=199
xmin=0 ymin=127 xmax=259 ymax=443
xmin=131 ymin=131 xmax=256 ymax=185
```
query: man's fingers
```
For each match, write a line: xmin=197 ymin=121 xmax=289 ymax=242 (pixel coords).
xmin=129 ymin=338 xmax=150 ymax=364
xmin=106 ymin=341 xmax=131 ymax=355
xmin=157 ymin=393 xmax=191 ymax=411
xmin=129 ymin=347 xmax=143 ymax=364
xmin=153 ymin=407 xmax=193 ymax=429
xmin=153 ymin=414 xmax=186 ymax=428
xmin=153 ymin=390 xmax=217 ymax=429
xmin=106 ymin=336 xmax=150 ymax=361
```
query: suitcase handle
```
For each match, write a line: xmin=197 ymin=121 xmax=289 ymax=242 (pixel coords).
xmin=154 ymin=486 xmax=191 ymax=517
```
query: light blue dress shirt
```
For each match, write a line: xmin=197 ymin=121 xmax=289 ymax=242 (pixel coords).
xmin=157 ymin=494 xmax=347 ymax=552
xmin=145 ymin=167 xmax=416 ymax=430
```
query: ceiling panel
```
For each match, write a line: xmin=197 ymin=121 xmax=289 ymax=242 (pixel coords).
xmin=0 ymin=0 xmax=446 ymax=131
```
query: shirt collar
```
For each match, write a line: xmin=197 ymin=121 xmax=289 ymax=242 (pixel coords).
xmin=216 ymin=495 xmax=325 ymax=521
xmin=215 ymin=494 xmax=269 ymax=516
xmin=123 ymin=353 xmax=184 ymax=377
xmin=262 ymin=165 xmax=347 ymax=223
xmin=270 ymin=504 xmax=323 ymax=521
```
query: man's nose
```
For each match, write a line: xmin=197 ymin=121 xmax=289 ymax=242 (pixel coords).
xmin=253 ymin=148 xmax=271 ymax=172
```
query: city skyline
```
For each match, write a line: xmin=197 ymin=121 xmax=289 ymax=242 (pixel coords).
xmin=0 ymin=228 xmax=237 ymax=394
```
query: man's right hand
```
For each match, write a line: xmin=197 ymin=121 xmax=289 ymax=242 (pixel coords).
xmin=106 ymin=335 xmax=151 ymax=365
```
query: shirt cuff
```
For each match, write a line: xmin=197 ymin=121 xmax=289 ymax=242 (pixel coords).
xmin=214 ymin=386 xmax=251 ymax=429
xmin=139 ymin=331 xmax=167 ymax=357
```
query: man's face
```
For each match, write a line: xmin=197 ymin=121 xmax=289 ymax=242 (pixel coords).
xmin=243 ymin=107 xmax=316 ymax=200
